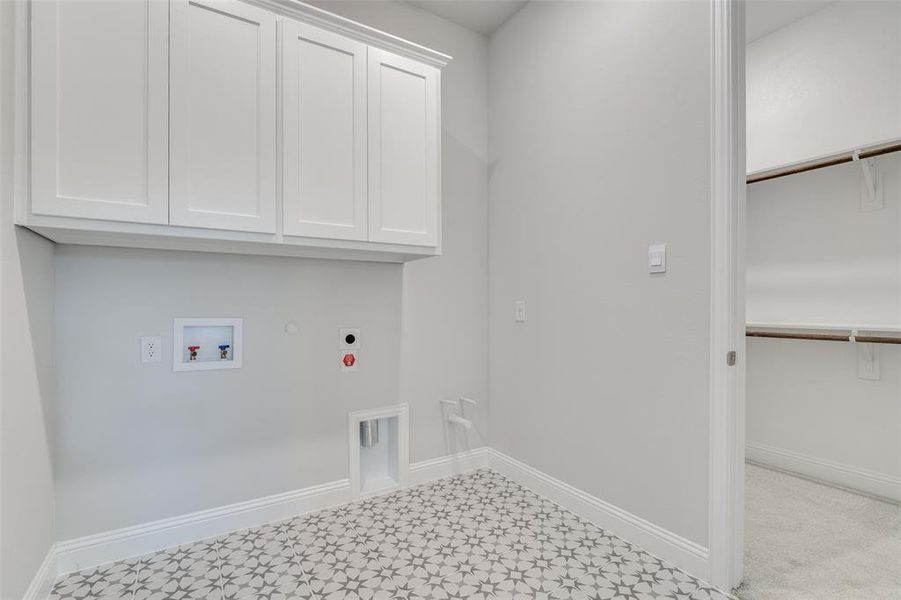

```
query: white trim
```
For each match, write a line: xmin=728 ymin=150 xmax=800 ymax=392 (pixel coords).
xmin=9 ymin=3 xmax=56 ymax=599
xmin=708 ymin=0 xmax=746 ymax=592
xmin=22 ymin=544 xmax=57 ymax=600
xmin=247 ymin=0 xmax=451 ymax=68
xmin=12 ymin=0 xmax=30 ymax=225
xmin=348 ymin=404 xmax=410 ymax=500
xmin=56 ymin=479 xmax=350 ymax=576
xmin=21 ymin=218 xmax=438 ymax=263
xmin=485 ymin=449 xmax=713 ymax=583
xmin=746 ymin=443 xmax=901 ymax=504
xmin=54 ymin=448 xmax=487 ymax=577
xmin=51 ymin=447 xmax=725 ymax=592
xmin=408 ymin=447 xmax=491 ymax=485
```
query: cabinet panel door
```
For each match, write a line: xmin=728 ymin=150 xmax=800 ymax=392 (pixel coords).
xmin=367 ymin=49 xmax=439 ymax=246
xmin=31 ymin=0 xmax=168 ymax=224
xmin=170 ymin=0 xmax=276 ymax=233
xmin=282 ymin=21 xmax=367 ymax=240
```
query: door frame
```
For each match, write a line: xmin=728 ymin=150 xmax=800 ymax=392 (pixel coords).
xmin=708 ymin=0 xmax=746 ymax=592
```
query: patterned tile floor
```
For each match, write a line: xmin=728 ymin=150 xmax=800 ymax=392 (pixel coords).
xmin=51 ymin=469 xmax=731 ymax=600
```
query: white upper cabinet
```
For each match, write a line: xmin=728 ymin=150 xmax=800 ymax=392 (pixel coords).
xmin=367 ymin=49 xmax=440 ymax=247
xmin=24 ymin=0 xmax=449 ymax=261
xmin=31 ymin=0 xmax=169 ymax=224
xmin=169 ymin=0 xmax=277 ymax=233
xmin=282 ymin=21 xmax=367 ymax=241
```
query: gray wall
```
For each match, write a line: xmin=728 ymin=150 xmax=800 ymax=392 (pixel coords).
xmin=1 ymin=1 xmax=57 ymax=595
xmin=748 ymin=339 xmax=901 ymax=479
xmin=307 ymin=0 xmax=491 ymax=463
xmin=747 ymin=158 xmax=901 ymax=328
xmin=55 ymin=248 xmax=403 ymax=539
xmin=488 ymin=0 xmax=712 ymax=546
xmin=1 ymin=228 xmax=56 ymax=598
xmin=53 ymin=1 xmax=489 ymax=541
xmin=746 ymin=135 xmax=901 ymax=484
xmin=746 ymin=1 xmax=901 ymax=173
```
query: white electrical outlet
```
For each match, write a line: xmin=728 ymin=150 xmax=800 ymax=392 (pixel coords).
xmin=141 ymin=336 xmax=162 ymax=364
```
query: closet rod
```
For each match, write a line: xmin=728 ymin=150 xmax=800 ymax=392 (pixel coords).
xmin=746 ymin=329 xmax=901 ymax=345
xmin=747 ymin=139 xmax=901 ymax=184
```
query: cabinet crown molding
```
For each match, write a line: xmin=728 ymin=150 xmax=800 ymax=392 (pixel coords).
xmin=250 ymin=0 xmax=452 ymax=68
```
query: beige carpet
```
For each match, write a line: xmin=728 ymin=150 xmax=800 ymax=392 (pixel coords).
xmin=737 ymin=463 xmax=901 ymax=600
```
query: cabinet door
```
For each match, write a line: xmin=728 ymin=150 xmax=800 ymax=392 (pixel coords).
xmin=367 ymin=49 xmax=440 ymax=246
xmin=170 ymin=0 xmax=276 ymax=233
xmin=31 ymin=0 xmax=168 ymax=224
xmin=282 ymin=21 xmax=367 ymax=240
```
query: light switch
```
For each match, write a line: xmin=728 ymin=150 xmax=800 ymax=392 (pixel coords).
xmin=648 ymin=244 xmax=666 ymax=274
xmin=515 ymin=300 xmax=526 ymax=323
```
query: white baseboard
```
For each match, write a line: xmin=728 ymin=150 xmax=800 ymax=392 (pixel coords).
xmin=409 ymin=446 xmax=491 ymax=484
xmin=23 ymin=544 xmax=57 ymax=600
xmin=485 ymin=449 xmax=711 ymax=581
xmin=746 ymin=442 xmax=901 ymax=504
xmin=56 ymin=478 xmax=352 ymax=576
xmin=52 ymin=445 xmax=714 ymax=591
xmin=55 ymin=447 xmax=491 ymax=577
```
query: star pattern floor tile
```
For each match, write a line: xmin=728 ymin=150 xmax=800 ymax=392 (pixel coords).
xmin=51 ymin=469 xmax=732 ymax=600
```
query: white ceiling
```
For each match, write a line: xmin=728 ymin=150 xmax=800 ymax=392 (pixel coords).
xmin=408 ymin=0 xmax=837 ymax=41
xmin=404 ymin=0 xmax=527 ymax=36
xmin=746 ymin=1 xmax=836 ymax=42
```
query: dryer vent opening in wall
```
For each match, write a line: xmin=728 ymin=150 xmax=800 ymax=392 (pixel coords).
xmin=349 ymin=405 xmax=409 ymax=500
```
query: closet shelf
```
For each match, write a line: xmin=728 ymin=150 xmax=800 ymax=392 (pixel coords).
xmin=746 ymin=323 xmax=901 ymax=345
xmin=747 ymin=137 xmax=901 ymax=184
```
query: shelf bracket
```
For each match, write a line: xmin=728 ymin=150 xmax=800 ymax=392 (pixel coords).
xmin=853 ymin=150 xmax=884 ymax=211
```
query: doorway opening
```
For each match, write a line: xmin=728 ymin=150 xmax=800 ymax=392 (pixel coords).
xmin=714 ymin=2 xmax=901 ymax=597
